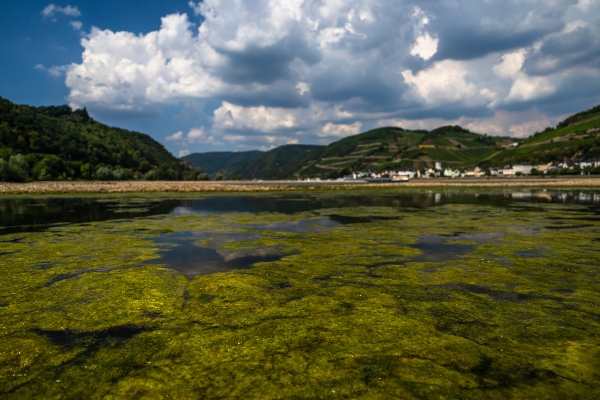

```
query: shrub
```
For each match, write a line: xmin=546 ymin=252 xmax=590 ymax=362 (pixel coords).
xmin=96 ymin=166 xmax=114 ymax=180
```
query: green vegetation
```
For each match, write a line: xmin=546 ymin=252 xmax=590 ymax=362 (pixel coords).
xmin=220 ymin=144 xmax=323 ymax=180
xmin=0 ymin=190 xmax=599 ymax=398
xmin=0 ymin=97 xmax=201 ymax=181
xmin=182 ymin=151 xmax=262 ymax=176
xmin=185 ymin=105 xmax=600 ymax=180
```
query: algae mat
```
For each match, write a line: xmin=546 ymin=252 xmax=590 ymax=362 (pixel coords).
xmin=0 ymin=192 xmax=599 ymax=398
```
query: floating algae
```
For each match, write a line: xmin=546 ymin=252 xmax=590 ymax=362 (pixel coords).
xmin=0 ymin=190 xmax=599 ymax=398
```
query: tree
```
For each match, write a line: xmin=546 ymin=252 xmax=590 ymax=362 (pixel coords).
xmin=96 ymin=166 xmax=114 ymax=180
xmin=215 ymin=173 xmax=224 ymax=181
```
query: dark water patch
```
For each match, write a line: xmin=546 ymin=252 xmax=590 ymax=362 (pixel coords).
xmin=33 ymin=325 xmax=147 ymax=351
xmin=544 ymin=224 xmax=593 ymax=230
xmin=508 ymin=206 xmax=548 ymax=212
xmin=3 ymin=190 xmax=600 ymax=236
xmin=312 ymin=276 xmax=332 ymax=283
xmin=551 ymin=287 xmax=575 ymax=294
xmin=271 ymin=281 xmax=292 ymax=290
xmin=546 ymin=216 xmax=600 ymax=222
xmin=440 ymin=284 xmax=533 ymax=302
xmin=148 ymin=231 xmax=290 ymax=277
xmin=31 ymin=262 xmax=58 ymax=270
xmin=142 ymin=311 xmax=163 ymax=319
xmin=0 ymin=197 xmax=181 ymax=236
xmin=514 ymin=249 xmax=546 ymax=258
xmin=45 ymin=272 xmax=80 ymax=286
xmin=328 ymin=214 xmax=403 ymax=225
xmin=251 ymin=218 xmax=341 ymax=233
xmin=409 ymin=234 xmax=476 ymax=262
xmin=0 ymin=236 xmax=25 ymax=243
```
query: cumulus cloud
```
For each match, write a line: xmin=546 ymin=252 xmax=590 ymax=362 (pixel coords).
xmin=42 ymin=4 xmax=81 ymax=18
xmin=166 ymin=127 xmax=223 ymax=154
xmin=60 ymin=0 xmax=600 ymax=150
xmin=318 ymin=122 xmax=362 ymax=138
xmin=70 ymin=21 xmax=83 ymax=31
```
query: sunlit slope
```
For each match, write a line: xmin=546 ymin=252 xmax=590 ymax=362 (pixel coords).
xmin=295 ymin=126 xmax=510 ymax=179
xmin=484 ymin=105 xmax=600 ymax=167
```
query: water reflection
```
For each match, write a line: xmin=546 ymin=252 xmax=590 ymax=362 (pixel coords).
xmin=149 ymin=231 xmax=288 ymax=277
xmin=1 ymin=189 xmax=600 ymax=235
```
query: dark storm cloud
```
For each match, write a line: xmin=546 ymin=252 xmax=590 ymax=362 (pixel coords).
xmin=525 ymin=26 xmax=600 ymax=75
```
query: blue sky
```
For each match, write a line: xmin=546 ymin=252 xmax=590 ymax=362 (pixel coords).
xmin=2 ymin=1 xmax=600 ymax=157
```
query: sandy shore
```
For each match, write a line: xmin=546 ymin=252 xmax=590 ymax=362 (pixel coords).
xmin=1 ymin=176 xmax=600 ymax=194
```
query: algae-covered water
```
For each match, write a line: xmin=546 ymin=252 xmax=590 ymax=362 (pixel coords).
xmin=1 ymin=189 xmax=599 ymax=398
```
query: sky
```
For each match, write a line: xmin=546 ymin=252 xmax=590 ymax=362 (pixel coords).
xmin=1 ymin=1 xmax=600 ymax=157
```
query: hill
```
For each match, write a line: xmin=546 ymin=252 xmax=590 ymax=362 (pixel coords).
xmin=291 ymin=126 xmax=512 ymax=179
xmin=222 ymin=145 xmax=324 ymax=179
xmin=482 ymin=105 xmax=600 ymax=167
xmin=185 ymin=103 xmax=600 ymax=180
xmin=182 ymin=150 xmax=262 ymax=176
xmin=0 ymin=96 xmax=194 ymax=182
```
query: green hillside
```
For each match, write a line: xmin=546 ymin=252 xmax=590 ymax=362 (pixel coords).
xmin=0 ymin=97 xmax=194 ymax=182
xmin=293 ymin=126 xmax=513 ymax=179
xmin=183 ymin=150 xmax=262 ymax=176
xmin=483 ymin=105 xmax=600 ymax=167
xmin=222 ymin=145 xmax=323 ymax=179
xmin=195 ymin=103 xmax=600 ymax=180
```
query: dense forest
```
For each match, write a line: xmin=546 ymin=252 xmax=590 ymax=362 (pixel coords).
xmin=0 ymin=97 xmax=204 ymax=182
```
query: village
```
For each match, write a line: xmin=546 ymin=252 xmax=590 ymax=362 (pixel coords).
xmin=341 ymin=159 xmax=600 ymax=181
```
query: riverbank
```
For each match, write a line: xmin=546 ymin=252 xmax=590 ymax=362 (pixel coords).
xmin=1 ymin=176 xmax=600 ymax=194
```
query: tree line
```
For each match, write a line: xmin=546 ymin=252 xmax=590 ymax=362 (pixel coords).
xmin=0 ymin=97 xmax=209 ymax=182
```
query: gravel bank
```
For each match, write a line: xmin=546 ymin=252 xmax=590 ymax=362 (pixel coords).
xmin=1 ymin=177 xmax=600 ymax=194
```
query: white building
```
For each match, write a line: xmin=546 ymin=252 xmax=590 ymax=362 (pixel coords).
xmin=513 ymin=163 xmax=533 ymax=175
xmin=443 ymin=168 xmax=461 ymax=178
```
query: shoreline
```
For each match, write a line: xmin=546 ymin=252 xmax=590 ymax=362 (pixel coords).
xmin=2 ymin=176 xmax=600 ymax=194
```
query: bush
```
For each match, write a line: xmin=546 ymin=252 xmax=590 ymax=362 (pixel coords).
xmin=112 ymin=168 xmax=125 ymax=180
xmin=95 ymin=166 xmax=114 ymax=180
xmin=215 ymin=173 xmax=224 ymax=181
xmin=0 ymin=159 xmax=27 ymax=182
xmin=144 ymin=170 xmax=157 ymax=180
xmin=32 ymin=155 xmax=63 ymax=181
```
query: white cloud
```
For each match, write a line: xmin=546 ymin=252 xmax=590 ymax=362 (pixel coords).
xmin=178 ymin=149 xmax=190 ymax=157
xmin=34 ymin=64 xmax=68 ymax=77
xmin=377 ymin=108 xmax=562 ymax=138
xmin=410 ymin=33 xmax=438 ymax=60
xmin=318 ymin=122 xmax=362 ymax=138
xmin=506 ymin=75 xmax=556 ymax=102
xmin=42 ymin=4 xmax=81 ymax=18
xmin=166 ymin=131 xmax=183 ymax=141
xmin=212 ymin=102 xmax=301 ymax=133
xmin=60 ymin=0 xmax=600 ymax=151
xmin=70 ymin=21 xmax=83 ymax=31
xmin=493 ymin=49 xmax=527 ymax=79
xmin=166 ymin=127 xmax=222 ymax=148
xmin=402 ymin=60 xmax=495 ymax=106
xmin=187 ymin=127 xmax=218 ymax=144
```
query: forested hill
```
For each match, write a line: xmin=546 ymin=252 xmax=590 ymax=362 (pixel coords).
xmin=182 ymin=150 xmax=262 ymax=176
xmin=0 ymin=96 xmax=194 ymax=181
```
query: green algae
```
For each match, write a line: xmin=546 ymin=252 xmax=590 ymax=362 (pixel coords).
xmin=1 ymin=192 xmax=599 ymax=398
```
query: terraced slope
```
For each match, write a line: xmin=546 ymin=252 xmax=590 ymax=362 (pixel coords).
xmin=483 ymin=105 xmax=600 ymax=167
